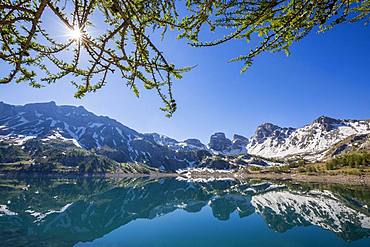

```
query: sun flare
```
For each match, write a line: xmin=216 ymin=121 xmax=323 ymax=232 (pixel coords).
xmin=68 ymin=26 xmax=82 ymax=41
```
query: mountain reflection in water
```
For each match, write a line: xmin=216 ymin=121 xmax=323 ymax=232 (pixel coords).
xmin=0 ymin=177 xmax=369 ymax=247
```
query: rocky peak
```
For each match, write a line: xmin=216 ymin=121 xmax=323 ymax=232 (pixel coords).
xmin=209 ymin=132 xmax=232 ymax=152
xmin=23 ymin=101 xmax=57 ymax=110
xmin=0 ymin=102 xmax=14 ymax=114
xmin=255 ymin=123 xmax=281 ymax=137
xmin=232 ymin=134 xmax=248 ymax=149
xmin=313 ymin=116 xmax=341 ymax=125
xmin=258 ymin=122 xmax=278 ymax=130
xmin=183 ymin=138 xmax=206 ymax=149
xmin=252 ymin=123 xmax=295 ymax=144
xmin=144 ymin=133 xmax=178 ymax=147
xmin=225 ymin=134 xmax=248 ymax=154
xmin=313 ymin=116 xmax=343 ymax=131
xmin=233 ymin=134 xmax=248 ymax=143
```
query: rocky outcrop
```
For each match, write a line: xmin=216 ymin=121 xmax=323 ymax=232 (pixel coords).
xmin=209 ymin=132 xmax=232 ymax=153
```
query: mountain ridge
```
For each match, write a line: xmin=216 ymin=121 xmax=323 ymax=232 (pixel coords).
xmin=0 ymin=101 xmax=369 ymax=173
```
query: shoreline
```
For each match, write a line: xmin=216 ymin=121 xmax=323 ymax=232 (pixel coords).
xmin=1 ymin=171 xmax=369 ymax=186
xmin=237 ymin=172 xmax=370 ymax=186
xmin=0 ymin=171 xmax=177 ymax=179
xmin=177 ymin=170 xmax=370 ymax=186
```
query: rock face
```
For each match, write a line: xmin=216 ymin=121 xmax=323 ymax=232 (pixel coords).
xmin=313 ymin=116 xmax=344 ymax=131
xmin=231 ymin=134 xmax=249 ymax=154
xmin=323 ymin=133 xmax=370 ymax=159
xmin=248 ymin=123 xmax=295 ymax=147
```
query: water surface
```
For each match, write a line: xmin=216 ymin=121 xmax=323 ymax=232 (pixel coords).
xmin=0 ymin=177 xmax=369 ymax=247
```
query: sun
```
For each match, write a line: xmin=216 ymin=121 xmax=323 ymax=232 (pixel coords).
xmin=68 ymin=26 xmax=83 ymax=41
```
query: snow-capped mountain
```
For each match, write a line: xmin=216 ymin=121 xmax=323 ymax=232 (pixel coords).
xmin=206 ymin=117 xmax=370 ymax=161
xmin=1 ymin=102 xmax=369 ymax=172
xmin=144 ymin=133 xmax=206 ymax=152
xmin=247 ymin=116 xmax=370 ymax=161
xmin=0 ymin=102 xmax=209 ymax=171
xmin=0 ymin=101 xmax=139 ymax=148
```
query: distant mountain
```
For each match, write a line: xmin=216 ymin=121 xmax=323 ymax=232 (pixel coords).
xmin=208 ymin=133 xmax=248 ymax=155
xmin=144 ymin=133 xmax=206 ymax=152
xmin=0 ymin=102 xmax=369 ymax=173
xmin=204 ymin=117 xmax=370 ymax=162
xmin=0 ymin=102 xmax=210 ymax=171
xmin=247 ymin=116 xmax=370 ymax=161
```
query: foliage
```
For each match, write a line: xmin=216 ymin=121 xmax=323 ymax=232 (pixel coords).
xmin=270 ymin=164 xmax=291 ymax=172
xmin=0 ymin=142 xmax=29 ymax=163
xmin=325 ymin=152 xmax=370 ymax=170
xmin=249 ymin=165 xmax=262 ymax=171
xmin=287 ymin=159 xmax=305 ymax=168
xmin=260 ymin=153 xmax=370 ymax=174
xmin=0 ymin=0 xmax=185 ymax=116
xmin=0 ymin=139 xmax=158 ymax=174
xmin=180 ymin=0 xmax=370 ymax=73
xmin=77 ymin=155 xmax=118 ymax=173
xmin=0 ymin=0 xmax=369 ymax=115
xmin=281 ymin=152 xmax=370 ymax=174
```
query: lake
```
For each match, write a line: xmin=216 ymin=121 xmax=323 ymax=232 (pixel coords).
xmin=0 ymin=176 xmax=369 ymax=247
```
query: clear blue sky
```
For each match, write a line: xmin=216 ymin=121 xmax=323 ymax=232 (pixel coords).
xmin=0 ymin=20 xmax=369 ymax=143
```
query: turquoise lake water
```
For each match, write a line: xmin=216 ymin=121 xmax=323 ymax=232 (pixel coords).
xmin=0 ymin=177 xmax=369 ymax=247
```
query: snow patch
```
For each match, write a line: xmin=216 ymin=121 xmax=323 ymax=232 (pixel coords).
xmin=0 ymin=205 xmax=18 ymax=216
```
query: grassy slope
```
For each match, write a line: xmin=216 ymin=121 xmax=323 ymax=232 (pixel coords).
xmin=0 ymin=140 xmax=158 ymax=175
xmin=242 ymin=151 xmax=370 ymax=177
